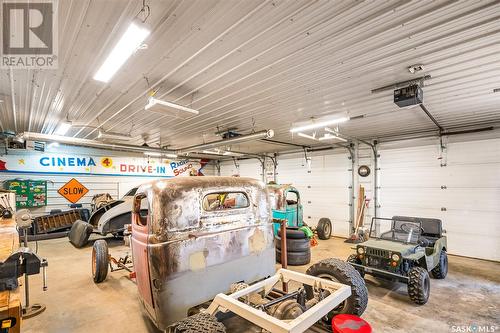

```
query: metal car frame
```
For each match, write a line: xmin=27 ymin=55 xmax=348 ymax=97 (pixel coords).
xmin=207 ymin=268 xmax=351 ymax=333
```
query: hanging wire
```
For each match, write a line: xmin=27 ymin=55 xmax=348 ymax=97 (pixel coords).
xmin=136 ymin=0 xmax=151 ymax=23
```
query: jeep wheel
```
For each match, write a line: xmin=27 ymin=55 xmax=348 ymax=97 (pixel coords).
xmin=431 ymin=250 xmax=448 ymax=279
xmin=305 ymin=258 xmax=368 ymax=318
xmin=92 ymin=240 xmax=109 ymax=283
xmin=173 ymin=313 xmax=226 ymax=333
xmin=408 ymin=266 xmax=430 ymax=305
xmin=346 ymin=254 xmax=364 ymax=278
xmin=317 ymin=218 xmax=332 ymax=240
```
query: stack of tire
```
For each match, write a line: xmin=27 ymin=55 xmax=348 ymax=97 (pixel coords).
xmin=275 ymin=228 xmax=311 ymax=266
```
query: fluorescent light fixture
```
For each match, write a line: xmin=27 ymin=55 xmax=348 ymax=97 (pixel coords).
xmin=97 ymin=130 xmax=132 ymax=141
xmin=54 ymin=121 xmax=72 ymax=136
xmin=93 ymin=20 xmax=150 ymax=82
xmin=290 ymin=116 xmax=349 ymax=133
xmin=144 ymin=151 xmax=178 ymax=158
xmin=202 ymin=150 xmax=221 ymax=155
xmin=297 ymin=132 xmax=318 ymax=141
xmin=319 ymin=134 xmax=347 ymax=142
xmin=145 ymin=97 xmax=199 ymax=119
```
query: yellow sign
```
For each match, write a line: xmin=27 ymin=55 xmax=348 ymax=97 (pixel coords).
xmin=101 ymin=157 xmax=113 ymax=168
xmin=58 ymin=178 xmax=89 ymax=204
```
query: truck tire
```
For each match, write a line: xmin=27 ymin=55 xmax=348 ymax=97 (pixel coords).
xmin=92 ymin=240 xmax=109 ymax=283
xmin=174 ymin=313 xmax=226 ymax=333
xmin=276 ymin=248 xmax=311 ymax=266
xmin=68 ymin=220 xmax=93 ymax=248
xmin=408 ymin=266 xmax=430 ymax=305
xmin=304 ymin=258 xmax=368 ymax=317
xmin=317 ymin=218 xmax=332 ymax=240
xmin=275 ymin=236 xmax=310 ymax=252
xmin=346 ymin=254 xmax=364 ymax=278
xmin=277 ymin=228 xmax=308 ymax=239
xmin=431 ymin=250 xmax=448 ymax=279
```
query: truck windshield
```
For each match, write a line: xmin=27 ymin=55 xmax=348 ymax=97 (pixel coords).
xmin=369 ymin=218 xmax=423 ymax=244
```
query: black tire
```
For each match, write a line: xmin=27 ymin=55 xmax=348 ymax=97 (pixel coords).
xmin=431 ymin=250 xmax=448 ymax=279
xmin=92 ymin=240 xmax=109 ymax=283
xmin=408 ymin=266 xmax=430 ymax=305
xmin=277 ymin=228 xmax=308 ymax=239
xmin=317 ymin=218 xmax=332 ymax=240
xmin=276 ymin=248 xmax=311 ymax=266
xmin=346 ymin=254 xmax=365 ymax=278
xmin=174 ymin=313 xmax=226 ymax=333
xmin=304 ymin=258 xmax=368 ymax=317
xmin=275 ymin=236 xmax=310 ymax=252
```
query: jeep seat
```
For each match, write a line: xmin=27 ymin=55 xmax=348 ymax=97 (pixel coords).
xmin=392 ymin=216 xmax=443 ymax=247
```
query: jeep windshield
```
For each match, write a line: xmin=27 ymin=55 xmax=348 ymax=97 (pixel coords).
xmin=369 ymin=217 xmax=423 ymax=244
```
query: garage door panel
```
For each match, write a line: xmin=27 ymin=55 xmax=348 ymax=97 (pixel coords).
xmin=447 ymin=140 xmax=500 ymax=164
xmin=447 ymin=234 xmax=499 ymax=261
xmin=302 ymin=203 xmax=350 ymax=221
xmin=303 ymin=215 xmax=350 ymax=237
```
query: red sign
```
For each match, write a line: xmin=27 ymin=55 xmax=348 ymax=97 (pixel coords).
xmin=58 ymin=178 xmax=89 ymax=204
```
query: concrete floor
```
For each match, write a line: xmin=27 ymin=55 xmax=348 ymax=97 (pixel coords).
xmin=23 ymin=236 xmax=499 ymax=333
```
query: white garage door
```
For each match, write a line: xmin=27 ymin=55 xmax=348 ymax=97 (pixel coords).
xmin=379 ymin=139 xmax=500 ymax=261
xmin=219 ymin=159 xmax=263 ymax=180
xmin=277 ymin=152 xmax=351 ymax=237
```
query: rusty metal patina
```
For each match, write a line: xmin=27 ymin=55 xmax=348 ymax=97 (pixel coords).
xmin=266 ymin=184 xmax=299 ymax=211
xmin=132 ymin=177 xmax=276 ymax=330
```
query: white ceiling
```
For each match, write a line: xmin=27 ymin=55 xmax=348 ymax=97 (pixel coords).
xmin=1 ymin=0 xmax=499 ymax=153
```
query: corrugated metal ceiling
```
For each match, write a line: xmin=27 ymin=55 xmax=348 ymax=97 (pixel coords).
xmin=0 ymin=0 xmax=499 ymax=153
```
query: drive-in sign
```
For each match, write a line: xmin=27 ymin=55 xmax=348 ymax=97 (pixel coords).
xmin=58 ymin=178 xmax=89 ymax=203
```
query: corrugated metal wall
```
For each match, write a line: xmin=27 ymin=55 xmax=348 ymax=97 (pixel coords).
xmin=379 ymin=138 xmax=500 ymax=261
xmin=219 ymin=150 xmax=352 ymax=237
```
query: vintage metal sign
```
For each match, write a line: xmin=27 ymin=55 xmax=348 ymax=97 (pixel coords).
xmin=58 ymin=178 xmax=89 ymax=204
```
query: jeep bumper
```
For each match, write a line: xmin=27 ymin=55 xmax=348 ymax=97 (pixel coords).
xmin=349 ymin=262 xmax=409 ymax=283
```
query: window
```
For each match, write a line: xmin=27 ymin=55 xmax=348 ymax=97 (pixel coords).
xmin=202 ymin=192 xmax=249 ymax=211
xmin=124 ymin=187 xmax=138 ymax=197
xmin=286 ymin=191 xmax=298 ymax=205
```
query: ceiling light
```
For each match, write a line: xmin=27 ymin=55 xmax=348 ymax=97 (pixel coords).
xmin=291 ymin=116 xmax=349 ymax=133
xmin=297 ymin=132 xmax=318 ymax=141
xmin=97 ymin=130 xmax=132 ymax=141
xmin=54 ymin=121 xmax=72 ymax=136
xmin=145 ymin=97 xmax=199 ymax=118
xmin=202 ymin=150 xmax=222 ymax=155
xmin=143 ymin=151 xmax=177 ymax=158
xmin=93 ymin=20 xmax=150 ymax=82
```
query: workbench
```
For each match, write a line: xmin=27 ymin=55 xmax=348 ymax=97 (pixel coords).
xmin=0 ymin=217 xmax=21 ymax=333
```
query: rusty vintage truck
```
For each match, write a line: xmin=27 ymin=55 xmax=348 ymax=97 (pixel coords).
xmin=91 ymin=177 xmax=368 ymax=332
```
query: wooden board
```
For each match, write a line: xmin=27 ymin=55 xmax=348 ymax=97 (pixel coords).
xmin=0 ymin=217 xmax=21 ymax=333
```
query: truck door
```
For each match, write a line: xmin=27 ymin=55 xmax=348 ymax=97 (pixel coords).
xmin=131 ymin=193 xmax=154 ymax=313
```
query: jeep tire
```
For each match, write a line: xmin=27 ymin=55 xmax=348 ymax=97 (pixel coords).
xmin=305 ymin=258 xmax=368 ymax=318
xmin=317 ymin=218 xmax=332 ymax=240
xmin=408 ymin=266 xmax=430 ymax=305
xmin=92 ymin=240 xmax=109 ymax=283
xmin=431 ymin=250 xmax=448 ymax=279
xmin=173 ymin=313 xmax=226 ymax=333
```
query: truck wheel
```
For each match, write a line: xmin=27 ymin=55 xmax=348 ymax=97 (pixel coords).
xmin=174 ymin=313 xmax=226 ymax=333
xmin=305 ymin=258 xmax=368 ymax=317
xmin=275 ymin=236 xmax=310 ymax=252
xmin=276 ymin=248 xmax=311 ymax=266
xmin=346 ymin=254 xmax=364 ymax=278
xmin=92 ymin=240 xmax=109 ymax=283
xmin=431 ymin=250 xmax=448 ymax=279
xmin=317 ymin=218 xmax=332 ymax=240
xmin=408 ymin=266 xmax=430 ymax=305
xmin=277 ymin=228 xmax=308 ymax=239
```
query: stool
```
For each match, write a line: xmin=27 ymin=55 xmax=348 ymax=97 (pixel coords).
xmin=332 ymin=314 xmax=372 ymax=333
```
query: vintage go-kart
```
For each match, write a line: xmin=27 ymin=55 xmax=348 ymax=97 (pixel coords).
xmin=347 ymin=216 xmax=448 ymax=305
xmin=91 ymin=177 xmax=368 ymax=332
xmin=267 ymin=183 xmax=332 ymax=240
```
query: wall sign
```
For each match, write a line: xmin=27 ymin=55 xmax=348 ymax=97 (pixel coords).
xmin=0 ymin=152 xmax=209 ymax=177
xmin=358 ymin=165 xmax=371 ymax=177
xmin=58 ymin=178 xmax=89 ymax=204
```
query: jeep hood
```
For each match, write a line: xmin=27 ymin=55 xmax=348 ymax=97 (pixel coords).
xmin=361 ymin=239 xmax=417 ymax=255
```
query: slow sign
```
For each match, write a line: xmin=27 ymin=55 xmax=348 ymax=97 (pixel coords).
xmin=58 ymin=178 xmax=89 ymax=204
